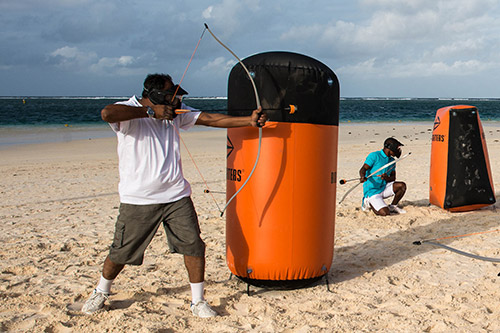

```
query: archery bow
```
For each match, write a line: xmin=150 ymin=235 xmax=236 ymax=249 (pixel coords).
xmin=203 ymin=23 xmax=263 ymax=217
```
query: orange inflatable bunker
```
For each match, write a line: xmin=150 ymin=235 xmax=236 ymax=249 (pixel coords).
xmin=225 ymin=52 xmax=339 ymax=288
xmin=429 ymin=105 xmax=495 ymax=212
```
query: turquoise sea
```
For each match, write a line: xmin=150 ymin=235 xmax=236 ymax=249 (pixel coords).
xmin=1 ymin=96 xmax=499 ymax=146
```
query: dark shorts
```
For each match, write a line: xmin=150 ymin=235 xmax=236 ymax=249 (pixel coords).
xmin=108 ymin=197 xmax=205 ymax=265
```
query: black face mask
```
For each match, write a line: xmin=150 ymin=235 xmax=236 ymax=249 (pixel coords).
xmin=147 ymin=84 xmax=187 ymax=108
xmin=384 ymin=142 xmax=402 ymax=158
xmin=148 ymin=90 xmax=181 ymax=107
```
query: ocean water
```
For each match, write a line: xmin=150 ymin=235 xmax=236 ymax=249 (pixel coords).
xmin=1 ymin=96 xmax=499 ymax=145
xmin=0 ymin=97 xmax=228 ymax=127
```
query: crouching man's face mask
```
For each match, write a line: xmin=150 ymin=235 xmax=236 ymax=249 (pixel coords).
xmin=392 ymin=146 xmax=402 ymax=158
xmin=385 ymin=141 xmax=403 ymax=158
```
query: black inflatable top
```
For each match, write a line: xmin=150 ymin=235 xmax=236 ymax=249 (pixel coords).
xmin=227 ymin=51 xmax=339 ymax=126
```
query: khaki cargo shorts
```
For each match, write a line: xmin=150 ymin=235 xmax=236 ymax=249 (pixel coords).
xmin=108 ymin=197 xmax=205 ymax=265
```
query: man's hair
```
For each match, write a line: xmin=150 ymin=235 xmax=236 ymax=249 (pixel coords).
xmin=142 ymin=74 xmax=172 ymax=98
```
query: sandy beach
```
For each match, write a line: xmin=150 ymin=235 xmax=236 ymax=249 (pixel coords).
xmin=1 ymin=122 xmax=500 ymax=332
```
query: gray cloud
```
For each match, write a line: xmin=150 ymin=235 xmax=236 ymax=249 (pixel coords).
xmin=1 ymin=0 xmax=500 ymax=97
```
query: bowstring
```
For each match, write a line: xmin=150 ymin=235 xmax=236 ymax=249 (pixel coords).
xmin=172 ymin=124 xmax=223 ymax=214
xmin=171 ymin=27 xmax=207 ymax=103
xmin=169 ymin=26 xmax=224 ymax=214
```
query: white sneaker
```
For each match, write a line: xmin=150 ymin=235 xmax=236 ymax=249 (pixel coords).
xmin=361 ymin=197 xmax=369 ymax=211
xmin=190 ymin=300 xmax=218 ymax=318
xmin=389 ymin=205 xmax=406 ymax=214
xmin=82 ymin=289 xmax=109 ymax=314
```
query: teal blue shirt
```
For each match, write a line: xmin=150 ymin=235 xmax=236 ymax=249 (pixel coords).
xmin=362 ymin=149 xmax=395 ymax=198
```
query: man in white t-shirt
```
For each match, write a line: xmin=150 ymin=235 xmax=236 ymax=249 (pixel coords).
xmin=82 ymin=73 xmax=267 ymax=318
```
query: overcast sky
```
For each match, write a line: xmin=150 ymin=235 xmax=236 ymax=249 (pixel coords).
xmin=1 ymin=0 xmax=500 ymax=98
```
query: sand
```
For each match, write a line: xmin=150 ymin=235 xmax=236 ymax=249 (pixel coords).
xmin=1 ymin=122 xmax=500 ymax=332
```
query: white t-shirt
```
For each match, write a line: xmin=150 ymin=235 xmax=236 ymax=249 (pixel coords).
xmin=109 ymin=96 xmax=201 ymax=204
